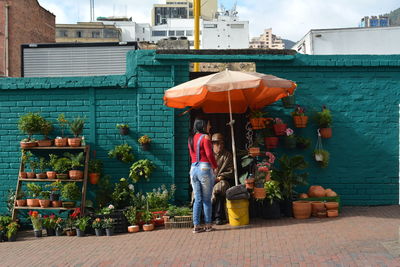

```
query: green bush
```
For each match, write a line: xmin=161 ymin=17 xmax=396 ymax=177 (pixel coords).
xmin=129 ymin=159 xmax=155 ymax=183
xmin=61 ymin=183 xmax=80 ymax=201
xmin=108 ymin=144 xmax=134 ymax=163
xmin=18 ymin=113 xmax=43 ymax=140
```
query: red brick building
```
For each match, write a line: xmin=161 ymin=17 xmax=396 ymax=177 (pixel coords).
xmin=0 ymin=0 xmax=55 ymax=77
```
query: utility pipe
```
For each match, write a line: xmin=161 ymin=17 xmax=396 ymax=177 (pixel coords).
xmin=4 ymin=3 xmax=9 ymax=76
xmin=193 ymin=0 xmax=200 ymax=72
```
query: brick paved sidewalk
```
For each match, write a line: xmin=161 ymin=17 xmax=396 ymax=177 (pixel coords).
xmin=0 ymin=206 xmax=399 ymax=267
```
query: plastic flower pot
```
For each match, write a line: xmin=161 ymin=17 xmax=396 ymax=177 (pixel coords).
xmin=105 ymin=228 xmax=114 ymax=236
xmin=89 ymin=173 xmax=100 ymax=185
xmin=8 ymin=234 xmax=17 ymax=242
xmin=55 ymin=228 xmax=63 ymax=236
xmin=293 ymin=116 xmax=308 ymax=128
xmin=34 ymin=230 xmax=42 ymax=238
xmin=76 ymin=229 xmax=85 ymax=237
xmin=264 ymin=137 xmax=279 ymax=149
xmin=315 ymin=153 xmax=323 ymax=162
xmin=141 ymin=143 xmax=151 ymax=151
xmin=66 ymin=229 xmax=76 ymax=236
xmin=95 ymin=228 xmax=103 ymax=236
xmin=119 ymin=128 xmax=129 ymax=135
xmin=273 ymin=123 xmax=287 ymax=136
xmin=320 ymin=128 xmax=332 ymax=138
xmin=46 ymin=228 xmax=55 ymax=236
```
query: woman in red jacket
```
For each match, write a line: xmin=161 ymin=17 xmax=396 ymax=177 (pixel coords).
xmin=188 ymin=117 xmax=218 ymax=233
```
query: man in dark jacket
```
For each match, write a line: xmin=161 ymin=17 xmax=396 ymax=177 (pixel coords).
xmin=211 ymin=133 xmax=234 ymax=225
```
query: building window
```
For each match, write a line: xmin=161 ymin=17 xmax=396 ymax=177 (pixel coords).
xmin=104 ymin=29 xmax=119 ymax=38
xmin=231 ymin=24 xmax=244 ymax=29
xmin=76 ymin=31 xmax=83 ymax=38
xmin=186 ymin=30 xmax=193 ymax=36
xmin=204 ymin=24 xmax=217 ymax=28
xmin=92 ymin=31 xmax=100 ymax=38
xmin=143 ymin=28 xmax=145 ymax=34
xmin=169 ymin=30 xmax=175 ymax=36
xmin=57 ymin=30 xmax=68 ymax=37
xmin=176 ymin=30 xmax=184 ymax=36
xmin=152 ymin=30 xmax=167 ymax=36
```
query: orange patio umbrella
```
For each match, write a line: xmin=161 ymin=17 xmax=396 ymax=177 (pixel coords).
xmin=163 ymin=69 xmax=297 ymax=185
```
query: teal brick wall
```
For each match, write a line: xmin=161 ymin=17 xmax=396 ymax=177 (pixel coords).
xmin=0 ymin=50 xmax=399 ymax=213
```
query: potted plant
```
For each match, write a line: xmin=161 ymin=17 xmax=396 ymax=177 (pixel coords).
xmin=43 ymin=214 xmax=57 ymax=236
xmin=253 ymin=152 xmax=275 ymax=200
xmin=68 ymin=117 xmax=85 ymax=147
xmin=53 ymin=157 xmax=70 ymax=179
xmin=273 ymin=118 xmax=287 ymax=136
xmin=284 ymin=128 xmax=296 ymax=149
xmin=61 ymin=182 xmax=80 ymax=208
xmin=54 ymin=216 xmax=64 ymax=236
xmin=291 ymin=105 xmax=308 ymax=128
xmin=239 ymin=154 xmax=258 ymax=189
xmin=38 ymin=119 xmax=53 ymax=147
xmin=129 ymin=159 xmax=156 ymax=183
xmin=18 ymin=112 xmax=43 ymax=148
xmin=248 ymin=109 xmax=268 ymax=130
xmin=6 ymin=221 xmax=19 ymax=242
xmin=248 ymin=133 xmax=263 ymax=157
xmin=64 ymin=152 xmax=84 ymax=180
xmin=92 ymin=218 xmax=103 ymax=236
xmin=313 ymin=149 xmax=330 ymax=168
xmin=39 ymin=190 xmax=51 ymax=208
xmin=116 ymin=123 xmax=129 ymax=135
xmin=316 ymin=106 xmax=332 ymax=138
xmin=27 ymin=158 xmax=39 ymax=179
xmin=272 ymin=155 xmax=309 ymax=217
xmin=262 ymin=180 xmax=283 ymax=219
xmin=26 ymin=183 xmax=41 ymax=207
xmin=124 ymin=206 xmax=139 ymax=233
xmin=28 ymin=211 xmax=42 ymax=237
xmin=65 ymin=208 xmax=80 ymax=236
xmin=46 ymin=181 xmax=63 ymax=207
xmin=55 ymin=113 xmax=68 ymax=147
xmin=111 ymin=178 xmax=134 ymax=209
xmin=36 ymin=157 xmax=48 ymax=179
xmin=88 ymin=159 xmax=103 ymax=185
xmin=138 ymin=135 xmax=152 ymax=151
xmin=19 ymin=150 xmax=32 ymax=178
xmin=281 ymin=93 xmax=295 ymax=108
xmin=75 ymin=216 xmax=90 ymax=237
xmin=47 ymin=154 xmax=58 ymax=179
xmin=141 ymin=210 xmax=154 ymax=231
xmin=103 ymin=218 xmax=114 ymax=236
xmin=108 ymin=144 xmax=135 ymax=163
xmin=15 ymin=191 xmax=26 ymax=207
xmin=146 ymin=184 xmax=176 ymax=226
xmin=263 ymin=124 xmax=278 ymax=150
xmin=295 ymin=136 xmax=311 ymax=149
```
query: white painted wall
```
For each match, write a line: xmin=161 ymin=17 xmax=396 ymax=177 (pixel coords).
xmin=202 ymin=19 xmax=249 ymax=49
xmin=102 ymin=21 xmax=151 ymax=42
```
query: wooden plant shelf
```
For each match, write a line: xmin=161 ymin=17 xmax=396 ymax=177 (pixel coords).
xmin=19 ymin=179 xmax=83 ymax=182
xmin=14 ymin=207 xmax=76 ymax=210
xmin=24 ymin=146 xmax=88 ymax=151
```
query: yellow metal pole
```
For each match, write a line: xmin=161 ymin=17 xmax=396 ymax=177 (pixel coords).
xmin=194 ymin=0 xmax=200 ymax=72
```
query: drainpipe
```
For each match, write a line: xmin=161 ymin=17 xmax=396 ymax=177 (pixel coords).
xmin=4 ymin=3 xmax=9 ymax=76
xmin=193 ymin=0 xmax=200 ymax=72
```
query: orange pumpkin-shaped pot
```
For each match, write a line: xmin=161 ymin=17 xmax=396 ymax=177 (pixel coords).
xmin=308 ymin=185 xmax=325 ymax=198
xmin=299 ymin=193 xmax=309 ymax=199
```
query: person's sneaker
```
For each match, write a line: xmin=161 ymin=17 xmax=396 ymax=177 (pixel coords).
xmin=215 ymin=219 xmax=224 ymax=225
xmin=192 ymin=227 xmax=205 ymax=234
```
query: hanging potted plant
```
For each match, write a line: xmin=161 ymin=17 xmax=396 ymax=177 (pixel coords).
xmin=15 ymin=191 xmax=26 ymax=207
xmin=47 ymin=154 xmax=58 ymax=179
xmin=27 ymin=158 xmax=38 ymax=179
xmin=68 ymin=117 xmax=85 ymax=147
xmin=272 ymin=118 xmax=287 ymax=136
xmin=6 ymin=221 xmax=19 ymax=242
xmin=103 ymin=218 xmax=114 ymax=236
xmin=116 ymin=123 xmax=130 ymax=135
xmin=262 ymin=180 xmax=283 ymax=219
xmin=263 ymin=123 xmax=278 ymax=150
xmin=141 ymin=210 xmax=154 ymax=231
xmin=88 ymin=159 xmax=103 ymax=185
xmin=316 ymin=106 xmax=332 ymax=138
xmin=19 ymin=150 xmax=32 ymax=178
xmin=281 ymin=93 xmax=296 ymax=108
xmin=295 ymin=136 xmax=311 ymax=149
xmin=313 ymin=149 xmax=330 ymax=168
xmin=18 ymin=112 xmax=42 ymax=148
xmin=45 ymin=181 xmax=63 ymax=207
xmin=75 ymin=216 xmax=90 ymax=237
xmin=61 ymin=182 xmax=80 ymax=208
xmin=108 ymin=144 xmax=135 ymax=163
xmin=38 ymin=119 xmax=53 ymax=147
xmin=36 ymin=157 xmax=48 ymax=179
xmin=26 ymin=183 xmax=41 ymax=207
xmin=92 ymin=218 xmax=103 ymax=236
xmin=291 ymin=105 xmax=308 ymax=128
xmin=248 ymin=109 xmax=268 ymax=130
xmin=64 ymin=152 xmax=84 ymax=180
xmin=39 ymin=190 xmax=51 ymax=208
xmin=248 ymin=133 xmax=263 ymax=157
xmin=124 ymin=206 xmax=139 ymax=233
xmin=129 ymin=159 xmax=156 ymax=183
xmin=28 ymin=211 xmax=42 ymax=238
xmin=284 ymin=128 xmax=296 ymax=149
xmin=138 ymin=135 xmax=152 ymax=151
xmin=55 ymin=113 xmax=68 ymax=147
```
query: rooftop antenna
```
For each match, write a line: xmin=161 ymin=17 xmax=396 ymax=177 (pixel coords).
xmin=90 ymin=0 xmax=95 ymax=22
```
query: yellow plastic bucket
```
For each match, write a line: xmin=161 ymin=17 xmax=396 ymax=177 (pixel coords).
xmin=226 ymin=199 xmax=249 ymax=226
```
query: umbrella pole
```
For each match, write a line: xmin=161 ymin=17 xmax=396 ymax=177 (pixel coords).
xmin=227 ymin=90 xmax=239 ymax=186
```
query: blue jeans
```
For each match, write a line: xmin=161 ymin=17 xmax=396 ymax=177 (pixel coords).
xmin=190 ymin=162 xmax=214 ymax=226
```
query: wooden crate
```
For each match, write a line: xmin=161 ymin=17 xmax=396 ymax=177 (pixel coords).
xmin=164 ymin=215 xmax=193 ymax=229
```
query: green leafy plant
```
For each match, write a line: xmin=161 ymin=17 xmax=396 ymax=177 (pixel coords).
xmin=0 ymin=216 xmax=12 ymax=227
xmin=129 ymin=159 xmax=156 ymax=183
xmin=88 ymin=159 xmax=103 ymax=173
xmin=272 ymin=155 xmax=309 ymax=200
xmin=123 ymin=206 xmax=138 ymax=225
xmin=116 ymin=124 xmax=129 ymax=129
xmin=57 ymin=113 xmax=69 ymax=137
xmin=249 ymin=109 xmax=267 ymax=118
xmin=38 ymin=157 xmax=48 ymax=173
xmin=314 ymin=149 xmax=330 ymax=168
xmin=6 ymin=222 xmax=19 ymax=239
xmin=55 ymin=217 xmax=64 ymax=230
xmin=61 ymin=182 xmax=80 ymax=201
xmin=18 ymin=112 xmax=43 ymax=141
xmin=7 ymin=189 xmax=15 ymax=215
xmin=96 ymin=175 xmax=113 ymax=209
xmin=43 ymin=214 xmax=57 ymax=229
xmin=166 ymin=205 xmax=192 ymax=217
xmin=64 ymin=152 xmax=84 ymax=170
xmin=108 ymin=144 xmax=134 ymax=163
xmin=111 ymin=178 xmax=134 ymax=209
xmin=141 ymin=210 xmax=154 ymax=224
xmin=295 ymin=136 xmax=311 ymax=149
xmin=26 ymin=183 xmax=42 ymax=198
xmin=92 ymin=218 xmax=103 ymax=229
xmin=239 ymin=154 xmax=255 ymax=184
xmin=146 ymin=184 xmax=176 ymax=211
xmin=102 ymin=218 xmax=114 ymax=229
xmin=69 ymin=117 xmax=85 ymax=138
xmin=48 ymin=154 xmax=58 ymax=170
xmin=99 ymin=204 xmax=115 ymax=215
xmin=46 ymin=181 xmax=63 ymax=192
xmin=53 ymin=158 xmax=71 ymax=173
xmin=264 ymin=180 xmax=283 ymax=204
xmin=21 ymin=150 xmax=33 ymax=166
xmin=40 ymin=191 xmax=51 ymax=200
xmin=262 ymin=127 xmax=275 ymax=138
xmin=28 ymin=211 xmax=42 ymax=231
xmin=132 ymin=191 xmax=147 ymax=211
xmin=29 ymin=159 xmax=39 ymax=173
xmin=75 ymin=216 xmax=90 ymax=231
xmin=291 ymin=105 xmax=306 ymax=116
xmin=316 ymin=107 xmax=332 ymax=128
xmin=138 ymin=135 xmax=152 ymax=144
xmin=40 ymin=119 xmax=53 ymax=140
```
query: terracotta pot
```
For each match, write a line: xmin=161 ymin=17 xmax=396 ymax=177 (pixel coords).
xmin=292 ymin=201 xmax=312 ymax=219
xmin=66 ymin=229 xmax=76 ymax=236
xmin=89 ymin=173 xmax=100 ymax=184
xmin=128 ymin=225 xmax=140 ymax=233
xmin=36 ymin=173 xmax=47 ymax=179
xmin=46 ymin=171 xmax=57 ymax=179
xmin=248 ymin=147 xmax=260 ymax=157
xmin=253 ymin=187 xmax=266 ymax=199
xmin=273 ymin=123 xmax=287 ymax=136
xmin=20 ymin=141 xmax=37 ymax=149
xmin=245 ymin=178 xmax=255 ymax=189
xmin=69 ymin=170 xmax=83 ymax=180
xmin=37 ymin=139 xmax=53 ymax=147
xmin=27 ymin=172 xmax=36 ymax=179
xmin=143 ymin=224 xmax=154 ymax=231
xmin=327 ymin=210 xmax=338 ymax=218
xmin=299 ymin=193 xmax=309 ymax=199
xmin=320 ymin=128 xmax=332 ymax=139
xmin=325 ymin=202 xmax=339 ymax=210
xmin=54 ymin=138 xmax=68 ymax=147
xmin=16 ymin=199 xmax=27 ymax=206
xmin=250 ymin=118 xmax=266 ymax=130
xmin=51 ymin=200 xmax=62 ymax=207
xmin=293 ymin=116 xmax=308 ymax=128
xmin=27 ymin=199 xmax=40 ymax=207
xmin=311 ymin=201 xmax=325 ymax=216
xmin=325 ymin=189 xmax=337 ymax=197
xmin=308 ymin=185 xmax=325 ymax=198
xmin=264 ymin=137 xmax=279 ymax=149
xmin=56 ymin=173 xmax=68 ymax=179
xmin=68 ymin=138 xmax=81 ymax=147
xmin=39 ymin=199 xmax=51 ymax=208
xmin=19 ymin=172 xmax=27 ymax=178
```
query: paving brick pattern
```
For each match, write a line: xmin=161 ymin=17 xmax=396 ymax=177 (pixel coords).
xmin=0 ymin=205 xmax=399 ymax=266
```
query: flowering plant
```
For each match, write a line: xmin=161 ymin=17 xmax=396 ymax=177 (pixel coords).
xmin=285 ymin=128 xmax=294 ymax=137
xmin=291 ymin=105 xmax=306 ymax=116
xmin=55 ymin=217 xmax=64 ymax=230
xmin=28 ymin=211 xmax=42 ymax=231
xmin=255 ymin=152 xmax=275 ymax=183
xmin=102 ymin=218 xmax=114 ymax=229
xmin=274 ymin=118 xmax=284 ymax=124
xmin=92 ymin=218 xmax=103 ymax=229
xmin=75 ymin=216 xmax=90 ymax=231
xmin=99 ymin=204 xmax=115 ymax=215
xmin=43 ymin=214 xmax=57 ymax=229
xmin=67 ymin=208 xmax=80 ymax=230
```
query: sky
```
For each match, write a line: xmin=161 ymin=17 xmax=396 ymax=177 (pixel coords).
xmin=38 ymin=0 xmax=400 ymax=41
